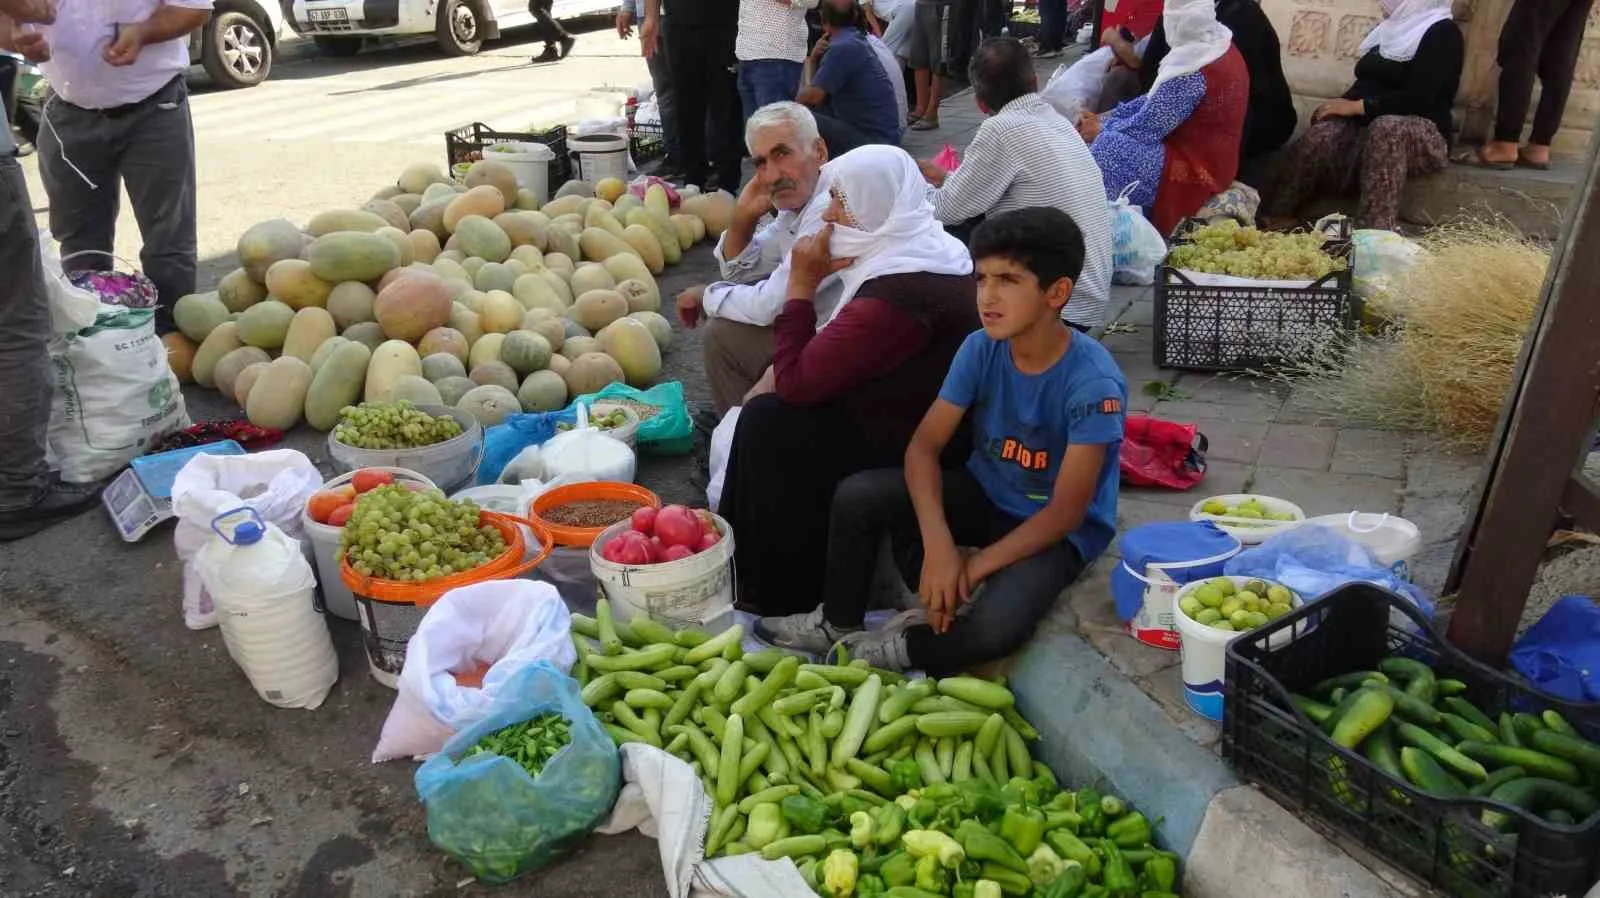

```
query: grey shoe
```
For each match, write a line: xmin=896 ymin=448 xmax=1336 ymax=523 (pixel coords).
xmin=0 ymin=479 xmax=104 ymax=542
xmin=755 ymin=604 xmax=859 ymax=655
xmin=833 ymin=608 xmax=924 ymax=671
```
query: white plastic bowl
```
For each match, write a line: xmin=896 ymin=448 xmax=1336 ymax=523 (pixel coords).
xmin=327 ymin=404 xmax=483 ymax=493
xmin=1189 ymin=493 xmax=1305 ymax=545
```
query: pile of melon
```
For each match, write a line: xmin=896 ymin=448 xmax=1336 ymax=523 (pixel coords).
xmin=165 ymin=160 xmax=737 ymax=432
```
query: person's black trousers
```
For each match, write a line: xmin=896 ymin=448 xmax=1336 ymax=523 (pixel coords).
xmin=666 ymin=20 xmax=744 ymax=188
xmin=528 ymin=0 xmax=572 ymax=45
xmin=1494 ymin=0 xmax=1595 ymax=145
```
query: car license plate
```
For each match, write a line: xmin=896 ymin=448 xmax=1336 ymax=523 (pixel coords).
xmin=308 ymin=8 xmax=349 ymax=23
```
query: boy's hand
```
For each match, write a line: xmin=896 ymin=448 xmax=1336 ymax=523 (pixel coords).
xmin=919 ymin=541 xmax=968 ymax=634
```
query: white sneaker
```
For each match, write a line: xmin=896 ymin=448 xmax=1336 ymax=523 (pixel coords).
xmin=755 ymin=604 xmax=859 ymax=655
xmin=833 ymin=608 xmax=923 ymax=670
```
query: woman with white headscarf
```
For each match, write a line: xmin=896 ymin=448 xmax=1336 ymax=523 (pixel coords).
xmin=1082 ymin=0 xmax=1250 ymax=234
xmin=1261 ymin=0 xmax=1462 ymax=230
xmin=718 ymin=144 xmax=979 ymax=616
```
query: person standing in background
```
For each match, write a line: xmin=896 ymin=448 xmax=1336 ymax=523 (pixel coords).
xmin=1036 ymin=0 xmax=1070 ymax=58
xmin=906 ymin=0 xmax=951 ymax=129
xmin=737 ymin=0 xmax=816 ymax=120
xmin=0 ymin=0 xmax=106 ymax=540
xmin=1456 ymin=0 xmax=1592 ymax=169
xmin=29 ymin=0 xmax=211 ymax=335
xmin=528 ymin=0 xmax=575 ymax=63
xmin=644 ymin=0 xmax=745 ymax=190
xmin=618 ymin=0 xmax=682 ymax=177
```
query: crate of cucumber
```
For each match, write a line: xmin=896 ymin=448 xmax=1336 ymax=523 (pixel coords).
xmin=1223 ymin=584 xmax=1599 ymax=898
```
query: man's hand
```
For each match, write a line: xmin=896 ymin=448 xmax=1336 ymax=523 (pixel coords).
xmin=1077 ymin=110 xmax=1102 ymax=144
xmin=676 ymin=284 xmax=706 ymax=328
xmin=104 ymin=21 xmax=147 ymax=66
xmin=1312 ymin=98 xmax=1364 ymax=121
xmin=640 ymin=13 xmax=659 ymax=57
xmin=615 ymin=8 xmax=633 ymax=38
xmin=809 ymin=33 xmax=829 ymax=62
xmin=734 ymin=175 xmax=774 ymax=225
xmin=917 ymin=159 xmax=948 ymax=187
xmin=1 ymin=0 xmax=53 ymax=24
xmin=743 ymin=365 xmax=776 ymax=403
xmin=918 ymin=541 xmax=969 ymax=634
xmin=787 ymin=223 xmax=854 ymax=299
xmin=14 ymin=28 xmax=48 ymax=62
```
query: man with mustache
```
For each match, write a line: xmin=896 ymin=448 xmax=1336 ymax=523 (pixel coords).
xmin=675 ymin=102 xmax=833 ymax=414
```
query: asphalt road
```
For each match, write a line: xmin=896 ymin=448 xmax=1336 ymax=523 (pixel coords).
xmin=3 ymin=24 xmax=721 ymax=898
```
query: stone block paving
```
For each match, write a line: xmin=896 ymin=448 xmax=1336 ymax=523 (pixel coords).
xmin=1060 ymin=285 xmax=1488 ymax=753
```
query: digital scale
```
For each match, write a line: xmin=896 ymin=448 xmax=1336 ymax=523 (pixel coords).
xmin=102 ymin=440 xmax=247 ymax=542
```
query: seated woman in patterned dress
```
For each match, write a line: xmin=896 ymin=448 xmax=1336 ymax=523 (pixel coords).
xmin=1079 ymin=0 xmax=1249 ymax=236
xmin=1259 ymin=0 xmax=1462 ymax=231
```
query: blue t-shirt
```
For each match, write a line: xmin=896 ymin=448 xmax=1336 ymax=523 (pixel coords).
xmin=938 ymin=330 xmax=1127 ymax=563
xmin=812 ymin=30 xmax=902 ymax=146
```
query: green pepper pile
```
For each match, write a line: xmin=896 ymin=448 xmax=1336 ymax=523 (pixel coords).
xmin=466 ymin=713 xmax=572 ymax=778
xmin=570 ymin=602 xmax=1181 ymax=897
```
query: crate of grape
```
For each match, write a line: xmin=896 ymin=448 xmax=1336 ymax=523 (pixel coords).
xmin=1154 ymin=218 xmax=1356 ymax=372
xmin=1190 ymin=493 xmax=1305 ymax=545
xmin=328 ymin=401 xmax=484 ymax=492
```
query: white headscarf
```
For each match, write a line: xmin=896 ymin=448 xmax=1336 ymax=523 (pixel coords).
xmin=1358 ymin=0 xmax=1452 ymax=62
xmin=1149 ymin=0 xmax=1234 ymax=92
xmin=805 ymin=145 xmax=973 ymax=325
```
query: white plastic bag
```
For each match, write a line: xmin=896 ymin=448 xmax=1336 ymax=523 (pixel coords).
xmin=372 ymin=579 xmax=577 ymax=762
xmin=1109 ymin=186 xmax=1167 ymax=286
xmin=1352 ymin=229 xmax=1420 ymax=305
xmin=44 ymin=305 xmax=188 ymax=483
xmin=707 ymin=407 xmax=741 ymax=513
xmin=39 ymin=229 xmax=100 ymax=334
xmin=1041 ymin=46 xmax=1115 ymax=124
xmin=196 ymin=516 xmax=337 ymax=710
xmin=541 ymin=402 xmax=636 ymax=483
xmin=170 ymin=449 xmax=323 ymax=631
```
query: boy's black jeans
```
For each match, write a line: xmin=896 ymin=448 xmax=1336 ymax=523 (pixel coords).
xmin=822 ymin=467 xmax=1085 ymax=673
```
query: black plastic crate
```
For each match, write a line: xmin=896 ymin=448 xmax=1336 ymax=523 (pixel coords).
xmin=444 ymin=122 xmax=571 ymax=188
xmin=629 ymin=121 xmax=667 ymax=166
xmin=1154 ymin=218 xmax=1358 ymax=372
xmin=1224 ymin=584 xmax=1600 ymax=898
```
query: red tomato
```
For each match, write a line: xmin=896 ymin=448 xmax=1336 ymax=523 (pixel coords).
xmin=352 ymin=469 xmax=395 ymax=493
xmin=661 ymin=544 xmax=695 ymax=562
xmin=609 ymin=531 xmax=658 ymax=565
xmin=601 ymin=537 xmax=630 ymax=564
xmin=655 ymin=505 xmax=703 ymax=549
xmin=695 ymin=509 xmax=718 ymax=534
xmin=307 ymin=490 xmax=348 ymax=524
xmin=631 ymin=506 xmax=659 ymax=536
xmin=698 ymin=529 xmax=722 ymax=552
xmin=326 ymin=503 xmax=356 ymax=527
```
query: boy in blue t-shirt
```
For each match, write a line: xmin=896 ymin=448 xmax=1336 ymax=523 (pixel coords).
xmin=756 ymin=207 xmax=1127 ymax=671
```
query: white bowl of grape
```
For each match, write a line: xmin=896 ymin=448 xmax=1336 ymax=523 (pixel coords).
xmin=1175 ymin=575 xmax=1301 ymax=638
xmin=1189 ymin=493 xmax=1304 ymax=545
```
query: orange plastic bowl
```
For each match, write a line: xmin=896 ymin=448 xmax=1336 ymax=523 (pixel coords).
xmin=339 ymin=511 xmax=552 ymax=606
xmin=528 ymin=481 xmax=661 ymax=548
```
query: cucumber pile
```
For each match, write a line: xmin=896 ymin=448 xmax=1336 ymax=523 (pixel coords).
xmin=570 ymin=601 xmax=1181 ymax=897
xmin=1292 ymin=657 xmax=1600 ymax=830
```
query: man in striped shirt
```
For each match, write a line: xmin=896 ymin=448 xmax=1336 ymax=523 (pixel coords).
xmin=919 ymin=37 xmax=1113 ymax=331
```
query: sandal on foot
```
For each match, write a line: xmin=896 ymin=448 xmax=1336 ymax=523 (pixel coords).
xmin=1450 ymin=148 xmax=1514 ymax=170
xmin=910 ymin=118 xmax=940 ymax=131
xmin=1516 ymin=152 xmax=1551 ymax=171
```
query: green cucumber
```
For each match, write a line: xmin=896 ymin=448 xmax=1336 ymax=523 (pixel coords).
xmin=1314 ymin=671 xmax=1387 ymax=698
xmin=1480 ymin=777 xmax=1600 ymax=831
xmin=1528 ymin=728 xmax=1600 ymax=774
xmin=1544 ymin=808 xmax=1577 ymax=825
xmin=1364 ymin=725 xmax=1404 ymax=781
xmin=1441 ymin=697 xmax=1497 ymax=734
xmin=1455 ymin=741 xmax=1581 ymax=785
xmin=1469 ymin=765 xmax=1528 ymax=797
xmin=1439 ymin=712 xmax=1497 ymax=745
xmin=1289 ymin=693 xmax=1335 ymax=726
xmin=1541 ymin=710 xmax=1579 ymax=736
xmin=1362 ymin=681 xmax=1441 ymax=726
xmin=1377 ymin=657 xmax=1434 ymax=684
xmin=1512 ymin=713 xmax=1545 ymax=741
xmin=1436 ymin=678 xmax=1469 ymax=697
xmin=1400 ymin=747 xmax=1467 ymax=798
xmin=1323 ymin=686 xmax=1377 ymax=736
xmin=1331 ymin=688 xmax=1396 ymax=749
xmin=1394 ymin=722 xmax=1488 ymax=782
xmin=1499 ymin=712 xmax=1523 ymax=748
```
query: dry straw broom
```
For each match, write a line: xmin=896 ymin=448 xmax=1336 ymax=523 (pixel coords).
xmin=1288 ymin=219 xmax=1549 ymax=449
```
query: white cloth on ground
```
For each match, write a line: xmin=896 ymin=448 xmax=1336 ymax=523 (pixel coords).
xmin=1148 ymin=0 xmax=1233 ymax=92
xmin=819 ymin=144 xmax=974 ymax=325
xmin=1358 ymin=0 xmax=1453 ymax=62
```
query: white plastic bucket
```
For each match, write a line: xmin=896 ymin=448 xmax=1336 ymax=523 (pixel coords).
xmin=303 ymin=466 xmax=437 ymax=621
xmin=326 ymin=404 xmax=483 ymax=492
xmin=486 ymin=141 xmax=556 ymax=206
xmin=1189 ymin=493 xmax=1306 ymax=545
xmin=568 ymin=132 xmax=629 ymax=183
xmin=1304 ymin=512 xmax=1422 ymax=581
xmin=1173 ymin=575 xmax=1303 ymax=721
xmin=590 ymin=514 xmax=736 ymax=630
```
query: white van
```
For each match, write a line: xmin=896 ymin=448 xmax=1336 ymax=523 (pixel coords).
xmin=290 ymin=0 xmax=618 ymax=57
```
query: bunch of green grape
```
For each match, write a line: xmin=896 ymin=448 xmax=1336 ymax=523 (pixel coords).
xmin=1168 ymin=220 xmax=1346 ymax=280
xmin=337 ymin=484 xmax=507 ymax=581
xmin=333 ymin=400 xmax=464 ymax=450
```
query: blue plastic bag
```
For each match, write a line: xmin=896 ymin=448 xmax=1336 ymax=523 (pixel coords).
xmin=477 ymin=408 xmax=578 ymax=485
xmin=1224 ymin=525 xmax=1436 ymax=619
xmin=415 ymin=662 xmax=620 ymax=884
xmin=1510 ymin=596 xmax=1600 ymax=703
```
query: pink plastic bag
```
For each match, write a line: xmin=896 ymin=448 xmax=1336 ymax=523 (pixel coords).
xmin=933 ymin=144 xmax=961 ymax=172
xmin=626 ymin=175 xmax=680 ymax=206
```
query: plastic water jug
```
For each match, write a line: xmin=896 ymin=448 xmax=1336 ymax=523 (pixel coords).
xmin=196 ymin=507 xmax=339 ymax=710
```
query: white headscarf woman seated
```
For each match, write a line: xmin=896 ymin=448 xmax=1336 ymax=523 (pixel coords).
xmin=718 ymin=145 xmax=980 ymax=616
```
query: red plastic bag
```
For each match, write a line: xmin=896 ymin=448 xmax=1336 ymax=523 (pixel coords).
xmin=1120 ymin=416 xmax=1208 ymax=490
